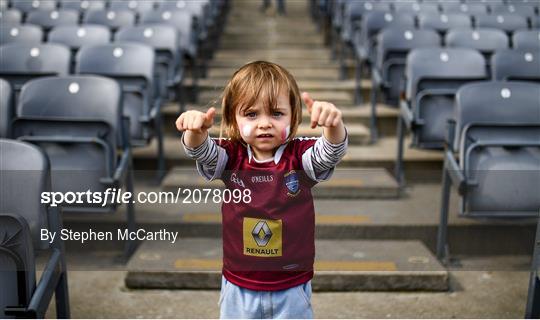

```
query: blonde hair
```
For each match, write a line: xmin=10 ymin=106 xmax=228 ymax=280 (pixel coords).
xmin=219 ymin=61 xmax=302 ymax=143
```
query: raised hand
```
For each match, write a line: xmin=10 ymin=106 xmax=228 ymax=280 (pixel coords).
xmin=302 ymin=92 xmax=342 ymax=129
xmin=176 ymin=107 xmax=216 ymax=134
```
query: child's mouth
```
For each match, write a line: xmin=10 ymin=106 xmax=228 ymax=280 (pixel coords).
xmin=257 ymin=134 xmax=274 ymax=139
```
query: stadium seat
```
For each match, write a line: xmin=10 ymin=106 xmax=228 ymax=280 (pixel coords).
xmin=115 ymin=24 xmax=183 ymax=105
xmin=76 ymin=43 xmax=165 ymax=176
xmin=0 ymin=79 xmax=13 ymax=137
xmin=491 ymin=49 xmax=540 ymax=82
xmin=437 ymin=81 xmax=540 ymax=262
xmin=0 ymin=24 xmax=43 ymax=45
xmin=395 ymin=48 xmax=487 ymax=185
xmin=370 ymin=28 xmax=441 ymax=142
xmin=0 ymin=43 xmax=70 ymax=93
xmin=11 ymin=75 xmax=137 ymax=256
xmin=83 ymin=9 xmax=136 ymax=32
xmin=0 ymin=138 xmax=70 ymax=318
xmin=418 ymin=13 xmax=472 ymax=34
xmin=109 ymin=0 xmax=156 ymax=17
xmin=474 ymin=14 xmax=528 ymax=34
xmin=513 ymin=30 xmax=540 ymax=50
xmin=59 ymin=0 xmax=105 ymax=12
xmin=440 ymin=2 xmax=488 ymax=15
xmin=25 ymin=9 xmax=79 ymax=33
xmin=10 ymin=0 xmax=57 ymax=15
xmin=353 ymin=11 xmax=415 ymax=103
xmin=392 ymin=2 xmax=440 ymax=15
xmin=0 ymin=8 xmax=22 ymax=24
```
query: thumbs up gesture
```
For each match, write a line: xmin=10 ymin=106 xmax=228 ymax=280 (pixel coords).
xmin=302 ymin=92 xmax=343 ymax=129
xmin=176 ymin=107 xmax=216 ymax=134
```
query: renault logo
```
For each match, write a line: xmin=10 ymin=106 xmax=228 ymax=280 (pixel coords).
xmin=252 ymin=221 xmax=272 ymax=246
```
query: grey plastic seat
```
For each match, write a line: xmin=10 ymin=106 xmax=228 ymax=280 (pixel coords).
xmin=83 ymin=9 xmax=136 ymax=32
xmin=369 ymin=28 xmax=441 ymax=142
xmin=25 ymin=9 xmax=78 ymax=32
xmin=48 ymin=24 xmax=110 ymax=50
xmin=0 ymin=138 xmax=70 ymax=318
xmin=491 ymin=49 xmax=540 ymax=82
xmin=474 ymin=14 xmax=528 ymax=33
xmin=11 ymin=75 xmax=137 ymax=255
xmin=109 ymin=0 xmax=156 ymax=16
xmin=10 ymin=0 xmax=57 ymax=14
xmin=115 ymin=24 xmax=182 ymax=103
xmin=395 ymin=48 xmax=487 ymax=185
xmin=0 ymin=9 xmax=22 ymax=24
xmin=353 ymin=11 xmax=415 ymax=103
xmin=0 ymin=79 xmax=13 ymax=137
xmin=490 ymin=3 xmax=537 ymax=24
xmin=440 ymin=2 xmax=488 ymax=15
xmin=76 ymin=43 xmax=165 ymax=175
xmin=418 ymin=13 xmax=472 ymax=34
xmin=392 ymin=2 xmax=440 ymax=15
xmin=0 ymin=24 xmax=43 ymax=45
xmin=437 ymin=81 xmax=540 ymax=262
xmin=59 ymin=0 xmax=105 ymax=12
xmin=513 ymin=30 xmax=540 ymax=50
xmin=0 ymin=43 xmax=70 ymax=92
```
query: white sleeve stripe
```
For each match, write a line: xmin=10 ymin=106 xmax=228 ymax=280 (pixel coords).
xmin=182 ymin=133 xmax=218 ymax=167
xmin=311 ymin=133 xmax=348 ymax=173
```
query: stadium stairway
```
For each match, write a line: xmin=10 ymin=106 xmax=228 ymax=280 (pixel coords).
xmin=59 ymin=0 xmax=536 ymax=292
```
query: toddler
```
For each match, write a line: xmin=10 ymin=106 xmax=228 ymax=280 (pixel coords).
xmin=176 ymin=61 xmax=348 ymax=319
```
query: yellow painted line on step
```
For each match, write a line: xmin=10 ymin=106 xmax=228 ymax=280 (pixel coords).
xmin=315 ymin=261 xmax=397 ymax=271
xmin=173 ymin=259 xmax=396 ymax=271
xmin=182 ymin=213 xmax=371 ymax=225
xmin=175 ymin=259 xmax=222 ymax=270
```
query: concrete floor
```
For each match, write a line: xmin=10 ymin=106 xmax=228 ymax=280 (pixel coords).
xmin=45 ymin=268 xmax=528 ymax=318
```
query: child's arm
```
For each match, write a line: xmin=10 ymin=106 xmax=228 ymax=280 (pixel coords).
xmin=176 ymin=108 xmax=228 ymax=180
xmin=301 ymin=92 xmax=348 ymax=182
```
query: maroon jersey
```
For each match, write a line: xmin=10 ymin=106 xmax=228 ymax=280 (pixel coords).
xmin=217 ymin=138 xmax=318 ymax=291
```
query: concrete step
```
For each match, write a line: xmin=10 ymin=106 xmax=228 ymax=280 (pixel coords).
xmin=220 ymin=34 xmax=323 ymax=44
xmin=213 ymin=48 xmax=332 ymax=60
xmin=191 ymin=78 xmax=362 ymax=92
xmin=124 ymin=238 xmax=449 ymax=291
xmin=207 ymin=58 xmax=354 ymax=70
xmin=161 ymin=167 xmax=400 ymax=199
xmin=206 ymin=67 xmax=341 ymax=80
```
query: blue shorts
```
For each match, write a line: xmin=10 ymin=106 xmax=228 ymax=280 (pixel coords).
xmin=218 ymin=275 xmax=314 ymax=319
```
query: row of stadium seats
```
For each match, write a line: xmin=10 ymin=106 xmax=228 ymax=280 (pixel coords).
xmin=0 ymin=2 xmax=230 ymax=317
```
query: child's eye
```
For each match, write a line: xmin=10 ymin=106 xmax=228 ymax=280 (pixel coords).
xmin=272 ymin=111 xmax=283 ymax=117
xmin=246 ymin=112 xmax=257 ymax=118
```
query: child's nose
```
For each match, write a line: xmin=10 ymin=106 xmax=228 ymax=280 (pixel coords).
xmin=257 ymin=115 xmax=272 ymax=128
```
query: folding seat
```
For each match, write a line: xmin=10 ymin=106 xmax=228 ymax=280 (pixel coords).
xmin=392 ymin=2 xmax=440 ymax=15
xmin=490 ymin=3 xmax=537 ymax=24
xmin=0 ymin=43 xmax=70 ymax=93
xmin=395 ymin=48 xmax=487 ymax=185
xmin=491 ymin=49 xmax=540 ymax=82
xmin=474 ymin=14 xmax=528 ymax=34
xmin=76 ymin=43 xmax=165 ymax=175
xmin=440 ymin=2 xmax=488 ymax=15
xmin=369 ymin=28 xmax=441 ymax=142
xmin=418 ymin=13 xmax=472 ymax=34
xmin=353 ymin=11 xmax=415 ymax=103
xmin=115 ymin=24 xmax=182 ymax=104
xmin=0 ymin=139 xmax=70 ymax=318
xmin=25 ymin=9 xmax=78 ymax=33
xmin=10 ymin=0 xmax=57 ymax=15
xmin=436 ymin=81 xmax=540 ymax=262
xmin=0 ymin=8 xmax=23 ymax=24
xmin=513 ymin=30 xmax=540 ymax=50
xmin=0 ymin=79 xmax=13 ymax=137
xmin=83 ymin=9 xmax=136 ymax=32
xmin=0 ymin=24 xmax=43 ymax=44
xmin=445 ymin=28 xmax=508 ymax=72
xmin=11 ymin=75 xmax=137 ymax=256
xmin=109 ymin=0 xmax=156 ymax=17
xmin=0 ymin=0 xmax=7 ymax=10
xmin=59 ymin=0 xmax=105 ymax=12
xmin=140 ymin=9 xmax=199 ymax=99
xmin=339 ymin=1 xmax=391 ymax=79
xmin=48 ymin=24 xmax=110 ymax=72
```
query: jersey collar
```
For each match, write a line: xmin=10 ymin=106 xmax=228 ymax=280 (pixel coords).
xmin=247 ymin=143 xmax=288 ymax=164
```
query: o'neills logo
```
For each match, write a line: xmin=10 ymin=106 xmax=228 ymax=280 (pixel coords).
xmin=243 ymin=217 xmax=282 ymax=257
xmin=251 ymin=175 xmax=274 ymax=183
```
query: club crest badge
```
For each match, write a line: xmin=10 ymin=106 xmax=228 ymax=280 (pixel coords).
xmin=284 ymin=170 xmax=300 ymax=197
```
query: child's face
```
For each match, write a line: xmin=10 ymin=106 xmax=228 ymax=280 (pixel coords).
xmin=235 ymin=91 xmax=292 ymax=159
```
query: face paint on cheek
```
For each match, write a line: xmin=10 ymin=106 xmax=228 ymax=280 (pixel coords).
xmin=241 ymin=124 xmax=253 ymax=140
xmin=281 ymin=125 xmax=290 ymax=143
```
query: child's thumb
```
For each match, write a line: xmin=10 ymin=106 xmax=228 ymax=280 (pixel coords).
xmin=203 ymin=107 xmax=216 ymax=127
xmin=302 ymin=92 xmax=314 ymax=112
